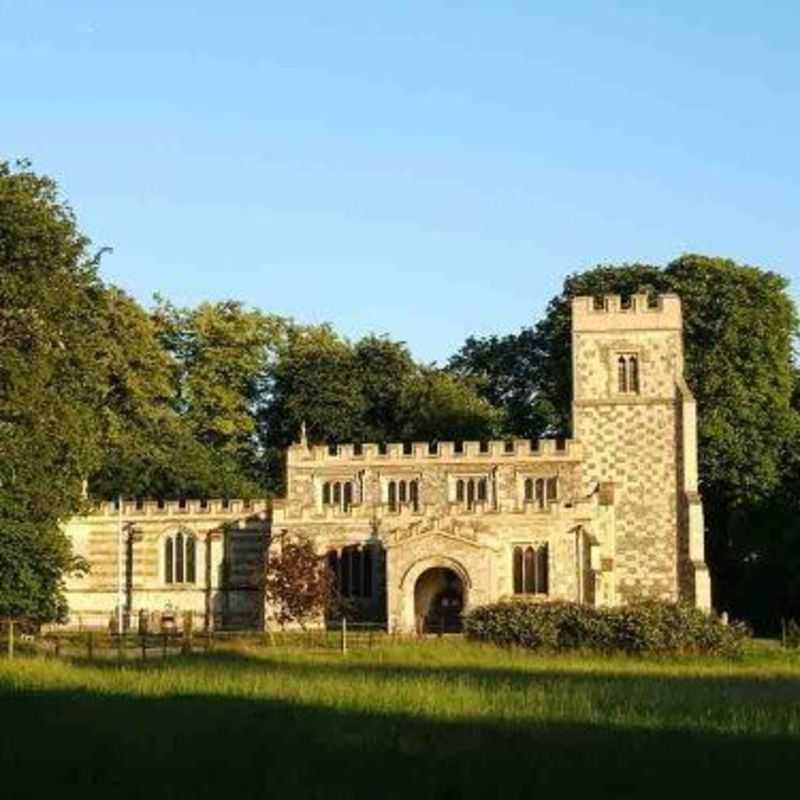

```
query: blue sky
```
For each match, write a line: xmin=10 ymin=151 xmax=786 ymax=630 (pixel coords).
xmin=2 ymin=1 xmax=798 ymax=362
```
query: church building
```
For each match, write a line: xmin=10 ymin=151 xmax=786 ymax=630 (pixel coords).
xmin=61 ymin=294 xmax=711 ymax=632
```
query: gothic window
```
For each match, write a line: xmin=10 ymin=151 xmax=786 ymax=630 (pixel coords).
xmin=409 ymin=479 xmax=419 ymax=511
xmin=175 ymin=531 xmax=184 ymax=583
xmin=513 ymin=546 xmax=524 ymax=594
xmin=399 ymin=480 xmax=407 ymax=504
xmin=535 ymin=478 xmax=545 ymax=508
xmin=512 ymin=544 xmax=549 ymax=595
xmin=164 ymin=532 xmax=196 ymax=585
xmin=524 ymin=547 xmax=536 ymax=593
xmin=455 ymin=477 xmax=489 ymax=509
xmin=363 ymin=548 xmax=373 ymax=597
xmin=165 ymin=538 xmax=174 ymax=585
xmin=388 ymin=481 xmax=397 ymax=511
xmin=186 ymin=535 xmax=196 ymax=583
xmin=323 ymin=480 xmax=354 ymax=511
xmin=329 ymin=546 xmax=374 ymax=599
xmin=628 ymin=355 xmax=639 ymax=393
xmin=524 ymin=478 xmax=534 ymax=502
xmin=617 ymin=354 xmax=640 ymax=394
xmin=547 ymin=477 xmax=558 ymax=502
xmin=351 ymin=548 xmax=362 ymax=597
xmin=617 ymin=355 xmax=627 ymax=393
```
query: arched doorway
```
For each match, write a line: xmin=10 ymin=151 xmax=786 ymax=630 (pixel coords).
xmin=414 ymin=567 xmax=464 ymax=633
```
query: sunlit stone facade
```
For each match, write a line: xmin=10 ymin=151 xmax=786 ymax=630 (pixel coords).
xmin=62 ymin=294 xmax=710 ymax=632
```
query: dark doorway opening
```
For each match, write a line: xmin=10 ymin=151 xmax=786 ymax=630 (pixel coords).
xmin=414 ymin=567 xmax=464 ymax=633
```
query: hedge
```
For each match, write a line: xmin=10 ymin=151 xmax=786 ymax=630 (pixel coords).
xmin=463 ymin=600 xmax=749 ymax=656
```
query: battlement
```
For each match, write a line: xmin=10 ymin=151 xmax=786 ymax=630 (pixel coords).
xmin=88 ymin=498 xmax=268 ymax=518
xmin=571 ymin=293 xmax=682 ymax=332
xmin=288 ymin=438 xmax=582 ymax=465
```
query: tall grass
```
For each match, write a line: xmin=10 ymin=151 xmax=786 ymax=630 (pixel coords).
xmin=1 ymin=638 xmax=799 ymax=799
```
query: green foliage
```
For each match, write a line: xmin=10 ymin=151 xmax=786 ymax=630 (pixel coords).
xmin=0 ymin=159 xmax=104 ymax=621
xmin=154 ymin=298 xmax=287 ymax=486
xmin=463 ymin=600 xmax=749 ymax=656
xmin=259 ymin=326 xmax=497 ymax=485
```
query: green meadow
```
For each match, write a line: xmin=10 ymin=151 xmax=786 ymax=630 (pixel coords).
xmin=1 ymin=638 xmax=799 ymax=799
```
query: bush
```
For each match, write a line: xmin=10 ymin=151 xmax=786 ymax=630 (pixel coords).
xmin=463 ymin=600 xmax=749 ymax=657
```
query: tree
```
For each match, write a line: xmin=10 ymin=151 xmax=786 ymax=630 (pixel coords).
xmin=448 ymin=327 xmax=554 ymax=438
xmin=0 ymin=159 xmax=104 ymax=621
xmin=154 ymin=298 xmax=287 ymax=492
xmin=402 ymin=368 xmax=500 ymax=442
xmin=263 ymin=534 xmax=334 ymax=629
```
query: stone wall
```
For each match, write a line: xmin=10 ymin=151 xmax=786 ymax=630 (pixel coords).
xmin=61 ymin=500 xmax=269 ymax=630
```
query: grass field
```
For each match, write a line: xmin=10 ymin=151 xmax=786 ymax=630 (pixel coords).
xmin=1 ymin=638 xmax=799 ymax=799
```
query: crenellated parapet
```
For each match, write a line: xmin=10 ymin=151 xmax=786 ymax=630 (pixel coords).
xmin=288 ymin=438 xmax=582 ymax=465
xmin=571 ymin=293 xmax=682 ymax=331
xmin=86 ymin=498 xmax=269 ymax=518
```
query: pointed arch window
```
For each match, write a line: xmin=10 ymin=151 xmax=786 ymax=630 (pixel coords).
xmin=511 ymin=544 xmax=549 ymax=595
xmin=164 ymin=531 xmax=196 ymax=585
xmin=409 ymin=479 xmax=419 ymax=511
xmin=628 ymin=355 xmax=639 ymax=393
xmin=617 ymin=354 xmax=640 ymax=394
xmin=330 ymin=545 xmax=375 ymax=599
xmin=323 ymin=480 xmax=355 ymax=511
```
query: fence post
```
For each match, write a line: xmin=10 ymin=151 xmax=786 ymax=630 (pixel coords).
xmin=162 ymin=631 xmax=168 ymax=659
xmin=341 ymin=617 xmax=347 ymax=655
xmin=781 ymin=618 xmax=787 ymax=649
xmin=182 ymin=611 xmax=194 ymax=655
xmin=117 ymin=631 xmax=123 ymax=661
xmin=87 ymin=632 xmax=94 ymax=661
xmin=8 ymin=621 xmax=14 ymax=660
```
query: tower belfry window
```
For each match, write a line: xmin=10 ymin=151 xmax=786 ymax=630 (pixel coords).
xmin=617 ymin=354 xmax=640 ymax=394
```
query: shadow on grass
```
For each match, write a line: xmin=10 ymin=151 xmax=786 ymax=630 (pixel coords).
xmin=1 ymin=683 xmax=797 ymax=800
xmin=2 ymin=658 xmax=799 ymax=800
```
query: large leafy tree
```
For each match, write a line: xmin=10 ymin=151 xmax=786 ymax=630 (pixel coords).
xmin=154 ymin=299 xmax=286 ymax=493
xmin=0 ymin=159 xmax=104 ymax=621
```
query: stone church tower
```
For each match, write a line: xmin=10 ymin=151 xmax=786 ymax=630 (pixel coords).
xmin=571 ymin=294 xmax=710 ymax=609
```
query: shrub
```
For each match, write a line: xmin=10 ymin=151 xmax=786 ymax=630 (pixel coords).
xmin=783 ymin=619 xmax=800 ymax=649
xmin=463 ymin=600 xmax=749 ymax=657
